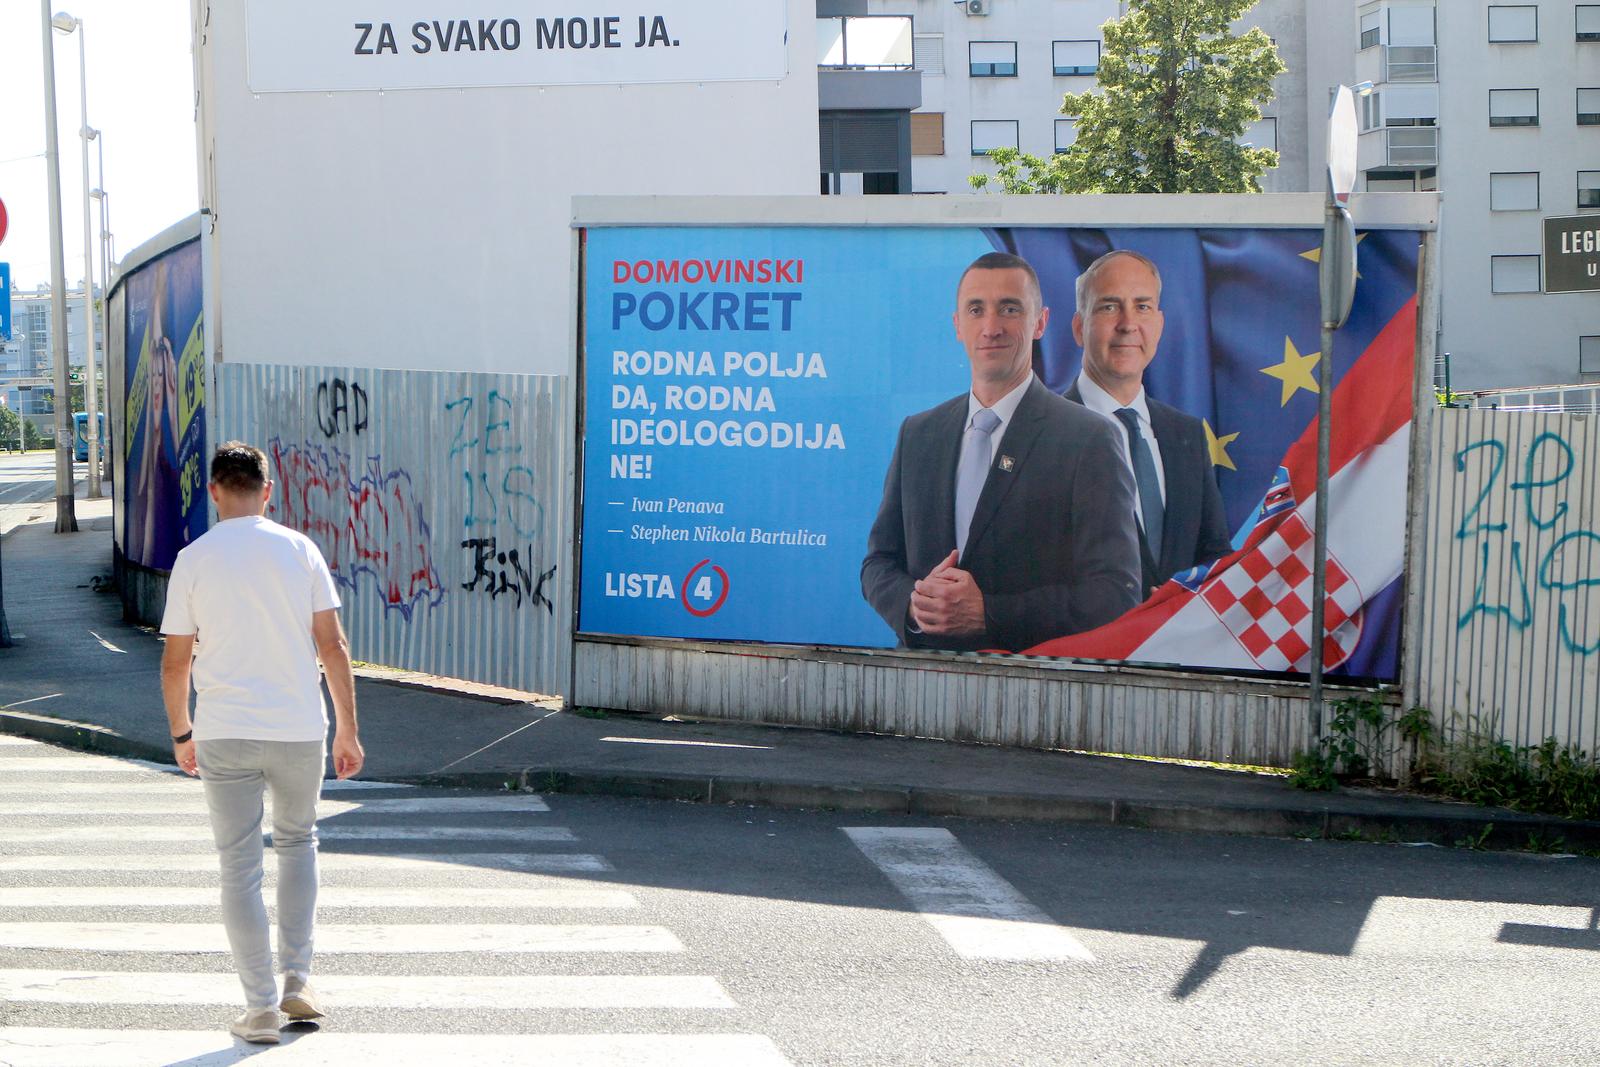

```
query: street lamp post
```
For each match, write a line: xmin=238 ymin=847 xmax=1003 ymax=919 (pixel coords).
xmin=92 ymin=139 xmax=112 ymax=488
xmin=53 ymin=10 xmax=101 ymax=499
xmin=39 ymin=0 xmax=77 ymax=533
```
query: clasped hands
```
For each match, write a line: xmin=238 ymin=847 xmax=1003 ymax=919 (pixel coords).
xmin=909 ymin=550 xmax=986 ymax=637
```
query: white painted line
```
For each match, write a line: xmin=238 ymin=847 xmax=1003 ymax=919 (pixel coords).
xmin=0 ymin=923 xmax=683 ymax=954
xmin=0 ymin=1030 xmax=792 ymax=1067
xmin=88 ymin=631 xmax=128 ymax=654
xmin=0 ymin=756 xmax=171 ymax=772
xmin=6 ymin=825 xmax=577 ymax=843
xmin=0 ymin=886 xmax=639 ymax=909
xmin=843 ymin=827 xmax=1096 ymax=962
xmin=0 ymin=735 xmax=43 ymax=745
xmin=0 ymin=778 xmax=418 ymax=793
xmin=600 ymin=737 xmax=774 ymax=751
xmin=0 ymin=798 xmax=363 ymax=817
xmin=346 ymin=795 xmax=551 ymax=814
xmin=0 ymin=970 xmax=724 ymax=1008
xmin=0 ymin=852 xmax=613 ymax=873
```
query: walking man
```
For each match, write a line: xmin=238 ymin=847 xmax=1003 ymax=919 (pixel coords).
xmin=160 ymin=441 xmax=363 ymax=1044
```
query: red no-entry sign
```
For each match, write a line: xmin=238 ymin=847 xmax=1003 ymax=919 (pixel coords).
xmin=0 ymin=197 xmax=8 ymax=247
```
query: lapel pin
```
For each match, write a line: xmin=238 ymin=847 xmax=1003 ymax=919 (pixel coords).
xmin=999 ymin=455 xmax=1015 ymax=472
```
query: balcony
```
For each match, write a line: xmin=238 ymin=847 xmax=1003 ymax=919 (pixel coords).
xmin=1358 ymin=126 xmax=1439 ymax=169
xmin=1383 ymin=45 xmax=1436 ymax=83
xmin=817 ymin=16 xmax=912 ymax=71
xmin=817 ymin=16 xmax=921 ymax=113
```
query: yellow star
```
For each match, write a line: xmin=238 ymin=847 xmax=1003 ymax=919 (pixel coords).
xmin=1204 ymin=420 xmax=1239 ymax=471
xmin=1300 ymin=233 xmax=1368 ymax=276
xmin=1261 ymin=337 xmax=1321 ymax=405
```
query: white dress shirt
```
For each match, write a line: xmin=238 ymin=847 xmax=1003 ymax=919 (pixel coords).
xmin=1074 ymin=372 xmax=1167 ymax=530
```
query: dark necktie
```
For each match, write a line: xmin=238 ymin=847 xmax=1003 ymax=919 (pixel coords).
xmin=1114 ymin=407 xmax=1164 ymax=561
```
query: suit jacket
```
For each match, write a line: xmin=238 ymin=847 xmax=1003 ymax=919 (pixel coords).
xmin=861 ymin=378 xmax=1142 ymax=652
xmin=1065 ymin=383 xmax=1233 ymax=592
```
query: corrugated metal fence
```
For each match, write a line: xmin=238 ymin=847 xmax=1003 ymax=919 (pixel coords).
xmin=221 ymin=364 xmax=571 ymax=695
xmin=1415 ymin=407 xmax=1600 ymax=755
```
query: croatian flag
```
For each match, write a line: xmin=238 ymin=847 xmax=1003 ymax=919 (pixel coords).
xmin=989 ymin=227 xmax=1421 ymax=681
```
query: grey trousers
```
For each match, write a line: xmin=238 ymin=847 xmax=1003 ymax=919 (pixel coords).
xmin=196 ymin=738 xmax=324 ymax=1010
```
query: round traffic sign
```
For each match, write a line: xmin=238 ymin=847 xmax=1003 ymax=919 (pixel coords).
xmin=0 ymin=197 xmax=8 ymax=247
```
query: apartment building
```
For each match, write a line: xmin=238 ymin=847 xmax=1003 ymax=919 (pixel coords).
xmin=0 ymin=288 xmax=99 ymax=418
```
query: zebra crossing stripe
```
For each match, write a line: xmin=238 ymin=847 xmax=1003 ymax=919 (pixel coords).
xmin=0 ymin=886 xmax=639 ymax=909
xmin=843 ymin=827 xmax=1097 ymax=962
xmin=0 ymin=852 xmax=613 ymax=873
xmin=0 ymin=756 xmax=172 ymax=772
xmin=0 ymin=969 xmax=729 ymax=1008
xmin=5 ymin=825 xmax=578 ymax=843
xmin=0 ymin=922 xmax=685 ymax=953
xmin=0 ymin=1029 xmax=793 ymax=1066
xmin=0 ymin=780 xmax=417 ymax=794
xmin=0 ymin=735 xmax=40 ymax=745
xmin=0 ymin=795 xmax=549 ymax=815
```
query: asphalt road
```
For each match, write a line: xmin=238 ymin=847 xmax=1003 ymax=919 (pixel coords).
xmin=0 ymin=451 xmax=79 ymax=537
xmin=1 ymin=737 xmax=1596 ymax=1066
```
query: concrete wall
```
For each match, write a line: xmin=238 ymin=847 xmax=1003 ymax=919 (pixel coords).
xmin=194 ymin=2 xmax=822 ymax=378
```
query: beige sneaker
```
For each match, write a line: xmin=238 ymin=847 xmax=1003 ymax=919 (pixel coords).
xmin=230 ymin=1007 xmax=282 ymax=1044
xmin=280 ymin=975 xmax=326 ymax=1020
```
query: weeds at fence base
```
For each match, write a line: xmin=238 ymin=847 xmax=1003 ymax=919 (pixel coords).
xmin=1291 ymin=700 xmax=1600 ymax=823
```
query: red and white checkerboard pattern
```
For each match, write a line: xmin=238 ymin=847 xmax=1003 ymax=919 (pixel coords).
xmin=1199 ymin=512 xmax=1365 ymax=672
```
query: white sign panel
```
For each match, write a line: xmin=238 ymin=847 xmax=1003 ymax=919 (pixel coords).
xmin=245 ymin=1 xmax=791 ymax=92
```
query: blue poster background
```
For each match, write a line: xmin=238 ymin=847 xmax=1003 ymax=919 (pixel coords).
xmin=122 ymin=240 xmax=207 ymax=571
xmin=582 ymin=227 xmax=991 ymax=645
xmin=579 ymin=224 xmax=1419 ymax=679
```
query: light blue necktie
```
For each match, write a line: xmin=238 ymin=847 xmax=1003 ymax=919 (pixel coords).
xmin=955 ymin=407 xmax=1001 ymax=556
xmin=1115 ymin=407 xmax=1163 ymax=561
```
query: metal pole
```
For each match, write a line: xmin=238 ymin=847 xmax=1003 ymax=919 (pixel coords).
xmin=1308 ymin=196 xmax=1339 ymax=741
xmin=95 ymin=137 xmax=111 ymax=487
xmin=41 ymin=0 xmax=78 ymax=533
xmin=73 ymin=21 xmax=102 ymax=499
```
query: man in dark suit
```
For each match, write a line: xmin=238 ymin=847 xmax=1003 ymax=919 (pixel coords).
xmin=1065 ymin=250 xmax=1233 ymax=598
xmin=861 ymin=252 xmax=1142 ymax=652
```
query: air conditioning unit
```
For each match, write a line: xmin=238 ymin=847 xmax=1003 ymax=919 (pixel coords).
xmin=965 ymin=0 xmax=989 ymax=15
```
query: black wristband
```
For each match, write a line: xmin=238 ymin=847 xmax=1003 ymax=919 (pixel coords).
xmin=172 ymin=730 xmax=193 ymax=744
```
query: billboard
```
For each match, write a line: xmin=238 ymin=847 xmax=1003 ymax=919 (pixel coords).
xmin=122 ymin=239 xmax=207 ymax=570
xmin=578 ymin=225 xmax=1421 ymax=681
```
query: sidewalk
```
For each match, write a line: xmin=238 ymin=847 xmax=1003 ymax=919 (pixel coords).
xmin=3 ymin=499 xmax=1597 ymax=853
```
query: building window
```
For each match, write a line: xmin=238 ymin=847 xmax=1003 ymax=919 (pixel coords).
xmin=911 ymin=112 xmax=945 ymax=156
xmin=1581 ymin=336 xmax=1600 ymax=382
xmin=1239 ymin=117 xmax=1278 ymax=151
xmin=1488 ymin=5 xmax=1539 ymax=41
xmin=1491 ymin=171 xmax=1541 ymax=211
xmin=969 ymin=41 xmax=1017 ymax=77
xmin=1388 ymin=5 xmax=1436 ymax=45
xmin=1579 ymin=5 xmax=1600 ymax=41
xmin=1490 ymin=255 xmax=1541 ymax=293
xmin=1580 ymin=170 xmax=1600 ymax=208
xmin=1579 ymin=88 xmax=1600 ymax=124
xmin=1359 ymin=5 xmax=1381 ymax=48
xmin=1361 ymin=91 xmax=1383 ymax=130
xmin=1490 ymin=88 xmax=1539 ymax=126
xmin=913 ymin=34 xmax=944 ymax=76
xmin=1052 ymin=40 xmax=1099 ymax=76
xmin=1054 ymin=118 xmax=1078 ymax=153
xmin=971 ymin=119 xmax=1019 ymax=155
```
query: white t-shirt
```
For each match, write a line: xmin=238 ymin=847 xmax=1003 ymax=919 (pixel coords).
xmin=160 ymin=515 xmax=342 ymax=742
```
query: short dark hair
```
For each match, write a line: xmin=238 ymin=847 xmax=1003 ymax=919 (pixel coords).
xmin=210 ymin=441 xmax=269 ymax=494
xmin=956 ymin=251 xmax=1043 ymax=310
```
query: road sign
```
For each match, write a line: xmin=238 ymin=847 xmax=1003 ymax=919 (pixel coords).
xmin=0 ymin=196 xmax=8 ymax=246
xmin=1544 ymin=214 xmax=1600 ymax=294
xmin=1326 ymin=85 xmax=1359 ymax=206
xmin=0 ymin=262 xmax=10 ymax=341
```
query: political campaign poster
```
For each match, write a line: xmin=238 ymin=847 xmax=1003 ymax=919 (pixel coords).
xmin=122 ymin=239 xmax=207 ymax=571
xmin=578 ymin=225 xmax=1421 ymax=682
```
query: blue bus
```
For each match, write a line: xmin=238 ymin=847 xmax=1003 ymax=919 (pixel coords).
xmin=74 ymin=411 xmax=105 ymax=462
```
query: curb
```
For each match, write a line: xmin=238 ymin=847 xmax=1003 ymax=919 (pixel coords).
xmin=4 ymin=713 xmax=1598 ymax=854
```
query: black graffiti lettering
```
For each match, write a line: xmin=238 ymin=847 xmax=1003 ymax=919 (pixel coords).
xmin=315 ymin=378 xmax=369 ymax=438
xmin=461 ymin=537 xmax=557 ymax=614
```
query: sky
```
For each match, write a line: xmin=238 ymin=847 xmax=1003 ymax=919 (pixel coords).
xmin=1 ymin=0 xmax=198 ymax=292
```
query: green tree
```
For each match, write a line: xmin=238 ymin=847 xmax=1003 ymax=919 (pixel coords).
xmin=971 ymin=0 xmax=1285 ymax=194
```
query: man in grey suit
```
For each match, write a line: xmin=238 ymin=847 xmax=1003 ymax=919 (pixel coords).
xmin=861 ymin=252 xmax=1142 ymax=653
xmin=1065 ymin=249 xmax=1233 ymax=598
